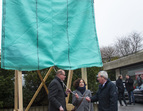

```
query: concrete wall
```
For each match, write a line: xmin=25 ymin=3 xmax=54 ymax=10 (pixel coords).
xmin=115 ymin=68 xmax=120 ymax=79
xmin=103 ymin=50 xmax=143 ymax=71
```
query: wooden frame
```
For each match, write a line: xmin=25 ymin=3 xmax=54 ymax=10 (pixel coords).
xmin=14 ymin=67 xmax=88 ymax=111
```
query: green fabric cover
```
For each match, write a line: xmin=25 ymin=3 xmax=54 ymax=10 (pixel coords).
xmin=1 ymin=0 xmax=103 ymax=71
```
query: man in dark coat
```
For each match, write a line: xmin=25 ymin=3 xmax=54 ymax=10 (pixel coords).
xmin=48 ymin=69 xmax=70 ymax=111
xmin=125 ymin=75 xmax=135 ymax=105
xmin=137 ymin=74 xmax=142 ymax=87
xmin=116 ymin=75 xmax=127 ymax=106
xmin=86 ymin=71 xmax=118 ymax=111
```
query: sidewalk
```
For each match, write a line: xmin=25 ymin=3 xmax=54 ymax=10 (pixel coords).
xmin=118 ymin=102 xmax=143 ymax=111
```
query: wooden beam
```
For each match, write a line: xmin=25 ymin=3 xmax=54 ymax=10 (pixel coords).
xmin=66 ymin=103 xmax=74 ymax=111
xmin=25 ymin=67 xmax=53 ymax=111
xmin=66 ymin=70 xmax=73 ymax=104
xmin=81 ymin=68 xmax=88 ymax=89
xmin=14 ymin=70 xmax=23 ymax=111
xmin=14 ymin=70 xmax=18 ymax=111
xmin=37 ymin=70 xmax=49 ymax=94
xmin=17 ymin=70 xmax=23 ymax=111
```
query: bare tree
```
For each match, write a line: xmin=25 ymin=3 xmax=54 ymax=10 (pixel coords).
xmin=115 ymin=32 xmax=143 ymax=56
xmin=129 ymin=32 xmax=143 ymax=52
xmin=100 ymin=46 xmax=117 ymax=62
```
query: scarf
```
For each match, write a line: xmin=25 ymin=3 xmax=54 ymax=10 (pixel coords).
xmin=77 ymin=85 xmax=86 ymax=95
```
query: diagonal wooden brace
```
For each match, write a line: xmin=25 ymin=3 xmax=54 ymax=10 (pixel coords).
xmin=37 ymin=70 xmax=49 ymax=94
xmin=25 ymin=67 xmax=53 ymax=111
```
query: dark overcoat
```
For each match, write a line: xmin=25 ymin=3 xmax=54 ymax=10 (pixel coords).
xmin=137 ymin=76 xmax=142 ymax=86
xmin=116 ymin=78 xmax=124 ymax=93
xmin=48 ymin=76 xmax=67 ymax=111
xmin=125 ymin=78 xmax=134 ymax=92
xmin=91 ymin=79 xmax=118 ymax=111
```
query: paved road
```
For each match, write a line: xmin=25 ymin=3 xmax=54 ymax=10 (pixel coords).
xmin=118 ymin=102 xmax=143 ymax=111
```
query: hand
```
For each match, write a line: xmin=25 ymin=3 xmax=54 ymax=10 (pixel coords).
xmin=75 ymin=93 xmax=79 ymax=99
xmin=59 ymin=106 xmax=64 ymax=111
xmin=86 ymin=96 xmax=91 ymax=102
xmin=66 ymin=89 xmax=71 ymax=94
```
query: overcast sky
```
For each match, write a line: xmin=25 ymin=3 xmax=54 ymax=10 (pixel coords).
xmin=0 ymin=0 xmax=143 ymax=49
xmin=94 ymin=0 xmax=143 ymax=47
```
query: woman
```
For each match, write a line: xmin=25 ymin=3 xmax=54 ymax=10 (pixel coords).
xmin=72 ymin=78 xmax=94 ymax=111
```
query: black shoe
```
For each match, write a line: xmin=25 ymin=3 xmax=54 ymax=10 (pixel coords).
xmin=127 ymin=102 xmax=131 ymax=105
xmin=120 ymin=104 xmax=123 ymax=106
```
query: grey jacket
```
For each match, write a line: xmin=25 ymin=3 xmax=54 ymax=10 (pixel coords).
xmin=72 ymin=89 xmax=94 ymax=111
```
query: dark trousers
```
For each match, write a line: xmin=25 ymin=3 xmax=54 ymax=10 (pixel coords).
xmin=118 ymin=92 xmax=127 ymax=105
xmin=128 ymin=91 xmax=135 ymax=104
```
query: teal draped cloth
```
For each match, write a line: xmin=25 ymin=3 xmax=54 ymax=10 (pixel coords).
xmin=1 ymin=0 xmax=103 ymax=71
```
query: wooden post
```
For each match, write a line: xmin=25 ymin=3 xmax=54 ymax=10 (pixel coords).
xmin=18 ymin=70 xmax=23 ymax=111
xmin=81 ymin=68 xmax=88 ymax=89
xmin=66 ymin=70 xmax=73 ymax=104
xmin=14 ymin=70 xmax=23 ymax=111
xmin=14 ymin=70 xmax=18 ymax=111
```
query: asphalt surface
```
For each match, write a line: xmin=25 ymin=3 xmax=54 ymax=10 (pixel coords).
xmin=118 ymin=102 xmax=143 ymax=111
